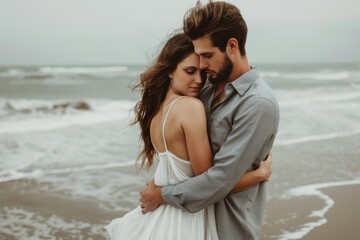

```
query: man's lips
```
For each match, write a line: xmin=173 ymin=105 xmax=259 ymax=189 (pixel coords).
xmin=205 ymin=70 xmax=216 ymax=76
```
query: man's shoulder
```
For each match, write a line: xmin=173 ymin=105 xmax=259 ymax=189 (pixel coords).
xmin=247 ymin=77 xmax=278 ymax=105
xmin=233 ymin=75 xmax=279 ymax=119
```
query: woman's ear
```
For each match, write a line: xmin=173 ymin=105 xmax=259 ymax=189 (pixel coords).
xmin=168 ymin=73 xmax=173 ymax=79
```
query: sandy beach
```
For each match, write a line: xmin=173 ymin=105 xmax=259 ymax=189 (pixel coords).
xmin=303 ymin=184 xmax=360 ymax=240
xmin=1 ymin=134 xmax=359 ymax=239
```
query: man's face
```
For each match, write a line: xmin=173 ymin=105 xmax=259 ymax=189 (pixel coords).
xmin=193 ymin=35 xmax=233 ymax=84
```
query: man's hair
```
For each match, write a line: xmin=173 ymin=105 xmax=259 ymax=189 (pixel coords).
xmin=183 ymin=1 xmax=247 ymax=55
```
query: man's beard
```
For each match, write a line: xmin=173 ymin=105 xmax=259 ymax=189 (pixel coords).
xmin=208 ymin=54 xmax=233 ymax=85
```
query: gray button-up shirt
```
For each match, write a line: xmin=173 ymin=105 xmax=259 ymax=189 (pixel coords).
xmin=162 ymin=69 xmax=280 ymax=240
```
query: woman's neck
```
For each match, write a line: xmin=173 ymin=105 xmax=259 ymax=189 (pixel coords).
xmin=165 ymin=87 xmax=181 ymax=102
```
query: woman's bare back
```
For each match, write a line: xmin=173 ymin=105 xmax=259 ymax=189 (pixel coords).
xmin=150 ymin=96 xmax=190 ymax=161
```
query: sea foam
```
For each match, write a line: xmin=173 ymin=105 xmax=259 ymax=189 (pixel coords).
xmin=0 ymin=161 xmax=136 ymax=183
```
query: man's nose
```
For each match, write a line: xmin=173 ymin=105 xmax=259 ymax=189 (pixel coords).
xmin=199 ymin=57 xmax=208 ymax=69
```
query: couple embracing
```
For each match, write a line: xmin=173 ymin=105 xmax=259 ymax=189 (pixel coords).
xmin=105 ymin=1 xmax=279 ymax=239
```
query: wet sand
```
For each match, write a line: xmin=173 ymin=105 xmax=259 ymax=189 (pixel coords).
xmin=303 ymin=184 xmax=360 ymax=240
xmin=3 ymin=175 xmax=359 ymax=239
xmin=261 ymin=133 xmax=360 ymax=239
xmin=0 ymin=165 xmax=153 ymax=240
xmin=262 ymin=184 xmax=360 ymax=240
xmin=1 ymin=134 xmax=360 ymax=239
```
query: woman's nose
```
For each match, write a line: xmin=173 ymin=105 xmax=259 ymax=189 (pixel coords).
xmin=194 ymin=72 xmax=202 ymax=84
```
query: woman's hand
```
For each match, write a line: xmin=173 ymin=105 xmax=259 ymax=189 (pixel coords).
xmin=139 ymin=180 xmax=165 ymax=214
xmin=231 ymin=151 xmax=273 ymax=193
xmin=256 ymin=151 xmax=272 ymax=182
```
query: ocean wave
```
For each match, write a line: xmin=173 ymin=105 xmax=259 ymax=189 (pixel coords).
xmin=0 ymin=69 xmax=90 ymax=85
xmin=279 ymin=179 xmax=360 ymax=240
xmin=0 ymin=66 xmax=127 ymax=76
xmin=0 ymin=161 xmax=136 ymax=183
xmin=0 ymin=68 xmax=51 ymax=79
xmin=0 ymin=66 xmax=129 ymax=80
xmin=10 ymin=78 xmax=89 ymax=85
xmin=0 ymin=98 xmax=136 ymax=134
xmin=262 ymin=70 xmax=351 ymax=81
xmin=38 ymin=66 xmax=128 ymax=74
xmin=275 ymin=130 xmax=360 ymax=146
xmin=351 ymin=83 xmax=360 ymax=89
xmin=2 ymin=100 xmax=91 ymax=115
xmin=278 ymin=90 xmax=360 ymax=107
xmin=0 ymin=68 xmax=27 ymax=77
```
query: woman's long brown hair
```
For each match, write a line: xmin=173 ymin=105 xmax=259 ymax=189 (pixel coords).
xmin=132 ymin=32 xmax=194 ymax=169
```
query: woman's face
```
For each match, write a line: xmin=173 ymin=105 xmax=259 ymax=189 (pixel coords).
xmin=169 ymin=53 xmax=202 ymax=97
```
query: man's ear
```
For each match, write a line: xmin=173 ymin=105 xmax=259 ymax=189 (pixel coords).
xmin=227 ymin=38 xmax=239 ymax=53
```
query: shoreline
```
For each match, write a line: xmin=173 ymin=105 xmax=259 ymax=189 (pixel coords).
xmin=262 ymin=133 xmax=360 ymax=240
xmin=1 ymin=133 xmax=360 ymax=239
xmin=3 ymin=176 xmax=359 ymax=239
xmin=280 ymin=180 xmax=360 ymax=240
xmin=0 ymin=164 xmax=154 ymax=239
xmin=302 ymin=183 xmax=360 ymax=240
xmin=262 ymin=181 xmax=360 ymax=240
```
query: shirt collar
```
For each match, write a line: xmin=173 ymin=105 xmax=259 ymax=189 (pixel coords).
xmin=227 ymin=68 xmax=260 ymax=96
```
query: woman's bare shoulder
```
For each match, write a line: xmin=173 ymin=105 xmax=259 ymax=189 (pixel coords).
xmin=176 ymin=96 xmax=204 ymax=110
xmin=172 ymin=97 xmax=206 ymax=121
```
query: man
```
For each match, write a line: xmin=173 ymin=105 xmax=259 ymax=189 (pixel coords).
xmin=140 ymin=1 xmax=279 ymax=239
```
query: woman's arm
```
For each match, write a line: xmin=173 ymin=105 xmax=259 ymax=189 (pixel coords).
xmin=231 ymin=152 xmax=272 ymax=193
xmin=180 ymin=98 xmax=213 ymax=175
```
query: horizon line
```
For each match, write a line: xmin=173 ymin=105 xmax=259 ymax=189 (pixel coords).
xmin=1 ymin=61 xmax=359 ymax=68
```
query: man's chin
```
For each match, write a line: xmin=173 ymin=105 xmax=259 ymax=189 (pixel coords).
xmin=208 ymin=76 xmax=221 ymax=85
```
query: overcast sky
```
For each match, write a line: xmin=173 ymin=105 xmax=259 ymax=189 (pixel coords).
xmin=1 ymin=0 xmax=359 ymax=66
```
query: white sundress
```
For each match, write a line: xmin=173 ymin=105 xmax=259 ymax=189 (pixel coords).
xmin=104 ymin=97 xmax=218 ymax=240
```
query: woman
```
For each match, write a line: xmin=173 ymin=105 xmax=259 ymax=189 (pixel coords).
xmin=105 ymin=32 xmax=272 ymax=240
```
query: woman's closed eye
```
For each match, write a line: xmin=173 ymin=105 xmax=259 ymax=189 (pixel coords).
xmin=185 ymin=67 xmax=197 ymax=74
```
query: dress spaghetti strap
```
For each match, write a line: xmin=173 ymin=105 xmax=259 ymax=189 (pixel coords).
xmin=162 ymin=96 xmax=185 ymax=152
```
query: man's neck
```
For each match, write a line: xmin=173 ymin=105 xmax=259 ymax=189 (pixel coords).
xmin=228 ymin=55 xmax=251 ymax=82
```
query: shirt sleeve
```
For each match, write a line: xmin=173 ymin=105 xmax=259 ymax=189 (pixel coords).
xmin=161 ymin=97 xmax=277 ymax=213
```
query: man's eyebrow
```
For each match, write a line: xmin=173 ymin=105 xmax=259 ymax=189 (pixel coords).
xmin=198 ymin=52 xmax=212 ymax=56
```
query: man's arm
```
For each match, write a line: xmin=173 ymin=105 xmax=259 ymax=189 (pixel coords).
xmin=141 ymin=97 xmax=277 ymax=213
xmin=231 ymin=151 xmax=272 ymax=193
